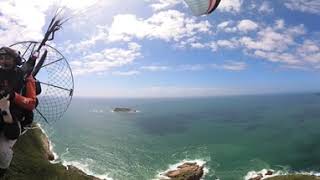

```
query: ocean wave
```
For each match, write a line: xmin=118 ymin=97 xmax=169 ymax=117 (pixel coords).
xmin=90 ymin=109 xmax=105 ymax=113
xmin=244 ymin=169 xmax=320 ymax=180
xmin=153 ymin=159 xmax=210 ymax=180
xmin=62 ymin=160 xmax=113 ymax=180
xmin=38 ymin=123 xmax=113 ymax=180
xmin=110 ymin=109 xmax=140 ymax=113
xmin=37 ymin=123 xmax=59 ymax=162
xmin=244 ymin=169 xmax=283 ymax=180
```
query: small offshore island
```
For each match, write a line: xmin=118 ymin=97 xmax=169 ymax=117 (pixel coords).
xmin=112 ymin=107 xmax=137 ymax=113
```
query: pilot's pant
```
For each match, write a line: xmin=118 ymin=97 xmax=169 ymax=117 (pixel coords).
xmin=0 ymin=132 xmax=17 ymax=169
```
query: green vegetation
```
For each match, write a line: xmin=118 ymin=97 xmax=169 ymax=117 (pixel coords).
xmin=1 ymin=126 xmax=98 ymax=180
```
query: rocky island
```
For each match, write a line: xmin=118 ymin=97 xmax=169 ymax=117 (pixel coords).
xmin=161 ymin=162 xmax=204 ymax=180
xmin=2 ymin=124 xmax=100 ymax=180
xmin=112 ymin=107 xmax=137 ymax=113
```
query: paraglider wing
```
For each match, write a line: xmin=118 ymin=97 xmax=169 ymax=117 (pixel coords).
xmin=184 ymin=0 xmax=221 ymax=16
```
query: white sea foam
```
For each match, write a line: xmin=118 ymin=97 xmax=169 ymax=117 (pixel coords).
xmin=244 ymin=169 xmax=320 ymax=180
xmin=62 ymin=159 xmax=113 ymax=180
xmin=90 ymin=109 xmax=104 ymax=113
xmin=37 ymin=123 xmax=113 ymax=180
xmin=37 ymin=123 xmax=59 ymax=162
xmin=244 ymin=169 xmax=284 ymax=180
xmin=293 ymin=171 xmax=320 ymax=176
xmin=154 ymin=159 xmax=210 ymax=180
xmin=110 ymin=109 xmax=140 ymax=113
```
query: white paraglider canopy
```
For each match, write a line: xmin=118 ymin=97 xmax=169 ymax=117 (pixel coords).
xmin=184 ymin=0 xmax=221 ymax=16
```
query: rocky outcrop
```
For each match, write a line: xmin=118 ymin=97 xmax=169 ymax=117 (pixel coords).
xmin=113 ymin=107 xmax=136 ymax=112
xmin=249 ymin=170 xmax=273 ymax=180
xmin=164 ymin=162 xmax=204 ymax=180
xmin=67 ymin=165 xmax=101 ymax=180
xmin=39 ymin=129 xmax=55 ymax=161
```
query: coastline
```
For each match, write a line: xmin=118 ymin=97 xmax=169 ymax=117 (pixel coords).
xmin=13 ymin=124 xmax=320 ymax=180
xmin=37 ymin=124 xmax=113 ymax=180
xmin=245 ymin=169 xmax=320 ymax=180
xmin=2 ymin=123 xmax=102 ymax=180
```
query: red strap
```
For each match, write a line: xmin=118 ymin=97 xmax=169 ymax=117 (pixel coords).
xmin=14 ymin=75 xmax=37 ymax=111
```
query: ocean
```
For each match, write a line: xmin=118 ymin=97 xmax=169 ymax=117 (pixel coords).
xmin=41 ymin=93 xmax=320 ymax=180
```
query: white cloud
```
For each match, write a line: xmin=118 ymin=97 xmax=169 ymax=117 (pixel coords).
xmin=107 ymin=10 xmax=211 ymax=42
xmin=284 ymin=0 xmax=320 ymax=15
xmin=179 ymin=64 xmax=206 ymax=71
xmin=66 ymin=9 xmax=212 ymax=53
xmin=274 ymin=19 xmax=285 ymax=30
xmin=239 ymin=24 xmax=304 ymax=52
xmin=235 ymin=20 xmax=320 ymax=68
xmin=217 ymin=21 xmax=233 ymax=30
xmin=254 ymin=50 xmax=300 ymax=64
xmin=190 ymin=42 xmax=206 ymax=48
xmin=177 ymin=61 xmax=247 ymax=71
xmin=141 ymin=65 xmax=170 ymax=71
xmin=149 ymin=0 xmax=182 ymax=11
xmin=237 ymin=19 xmax=259 ymax=32
xmin=212 ymin=61 xmax=247 ymax=71
xmin=0 ymin=0 xmax=102 ymax=47
xmin=216 ymin=39 xmax=239 ymax=49
xmin=71 ymin=42 xmax=142 ymax=75
xmin=218 ymin=0 xmax=243 ymax=13
xmin=259 ymin=1 xmax=274 ymax=13
xmin=112 ymin=70 xmax=140 ymax=76
xmin=217 ymin=19 xmax=258 ymax=33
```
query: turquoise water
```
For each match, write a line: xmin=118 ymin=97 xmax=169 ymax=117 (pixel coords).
xmin=42 ymin=94 xmax=320 ymax=180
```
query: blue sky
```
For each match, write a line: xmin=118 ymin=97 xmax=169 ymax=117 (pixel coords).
xmin=1 ymin=0 xmax=320 ymax=97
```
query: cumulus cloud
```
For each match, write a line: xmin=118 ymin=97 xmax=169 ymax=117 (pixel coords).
xmin=217 ymin=19 xmax=259 ymax=33
xmin=217 ymin=21 xmax=233 ymax=30
xmin=212 ymin=18 xmax=320 ymax=69
xmin=237 ymin=20 xmax=320 ymax=68
xmin=216 ymin=39 xmax=239 ymax=49
xmin=218 ymin=0 xmax=243 ymax=13
xmin=148 ymin=0 xmax=182 ymax=11
xmin=239 ymin=24 xmax=305 ymax=52
xmin=259 ymin=1 xmax=274 ymax=13
xmin=237 ymin=19 xmax=259 ymax=32
xmin=0 ymin=0 xmax=100 ymax=46
xmin=107 ymin=10 xmax=211 ymax=42
xmin=284 ymin=0 xmax=320 ymax=15
xmin=71 ymin=42 xmax=142 ymax=75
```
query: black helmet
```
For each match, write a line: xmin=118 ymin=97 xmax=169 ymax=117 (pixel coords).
xmin=0 ymin=47 xmax=22 ymax=70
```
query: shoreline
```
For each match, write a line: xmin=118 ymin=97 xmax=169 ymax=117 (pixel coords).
xmin=37 ymin=123 xmax=113 ymax=180
xmin=2 ymin=123 xmax=103 ymax=180
xmin=245 ymin=169 xmax=320 ymax=180
xmin=36 ymin=124 xmax=320 ymax=180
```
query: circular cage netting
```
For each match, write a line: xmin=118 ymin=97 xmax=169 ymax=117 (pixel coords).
xmin=10 ymin=41 xmax=74 ymax=124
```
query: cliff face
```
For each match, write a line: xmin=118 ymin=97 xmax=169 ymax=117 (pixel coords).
xmin=1 ymin=125 xmax=99 ymax=180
